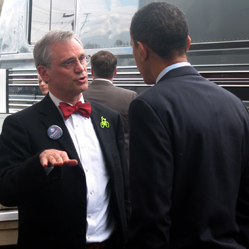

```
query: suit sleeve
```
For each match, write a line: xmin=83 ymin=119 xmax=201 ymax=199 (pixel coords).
xmin=115 ymin=112 xmax=131 ymax=222
xmin=132 ymin=91 xmax=138 ymax=100
xmin=125 ymin=98 xmax=174 ymax=249
xmin=0 ymin=114 xmax=60 ymax=207
xmin=236 ymin=159 xmax=249 ymax=247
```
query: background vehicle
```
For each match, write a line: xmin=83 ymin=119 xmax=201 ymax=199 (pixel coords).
xmin=0 ymin=0 xmax=248 ymax=246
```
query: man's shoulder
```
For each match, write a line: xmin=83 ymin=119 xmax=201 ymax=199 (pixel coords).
xmin=90 ymin=100 xmax=119 ymax=114
xmin=108 ymin=84 xmax=138 ymax=100
xmin=89 ymin=79 xmax=137 ymax=95
xmin=11 ymin=102 xmax=40 ymax=117
xmin=113 ymin=85 xmax=137 ymax=95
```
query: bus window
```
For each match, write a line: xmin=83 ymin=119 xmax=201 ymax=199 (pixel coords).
xmin=30 ymin=0 xmax=75 ymax=44
xmin=76 ymin=0 xmax=139 ymax=49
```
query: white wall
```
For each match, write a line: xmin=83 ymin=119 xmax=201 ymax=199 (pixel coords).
xmin=0 ymin=69 xmax=6 ymax=113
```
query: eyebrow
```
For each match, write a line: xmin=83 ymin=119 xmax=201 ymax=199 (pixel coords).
xmin=61 ymin=54 xmax=86 ymax=63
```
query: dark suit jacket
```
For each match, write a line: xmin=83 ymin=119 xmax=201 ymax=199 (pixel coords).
xmin=83 ymin=79 xmax=138 ymax=159
xmin=0 ymin=94 xmax=130 ymax=249
xmin=125 ymin=66 xmax=249 ymax=249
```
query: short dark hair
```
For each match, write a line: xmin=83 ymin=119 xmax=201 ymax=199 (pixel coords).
xmin=130 ymin=2 xmax=189 ymax=59
xmin=91 ymin=50 xmax=117 ymax=79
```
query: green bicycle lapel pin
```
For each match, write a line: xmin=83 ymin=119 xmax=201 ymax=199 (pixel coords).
xmin=100 ymin=116 xmax=110 ymax=128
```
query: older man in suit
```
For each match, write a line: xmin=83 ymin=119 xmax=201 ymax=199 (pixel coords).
xmin=0 ymin=30 xmax=130 ymax=249
xmin=125 ymin=2 xmax=249 ymax=249
xmin=84 ymin=50 xmax=137 ymax=160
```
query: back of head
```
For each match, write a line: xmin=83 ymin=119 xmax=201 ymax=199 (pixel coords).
xmin=130 ymin=2 xmax=189 ymax=60
xmin=33 ymin=30 xmax=82 ymax=69
xmin=91 ymin=50 xmax=117 ymax=79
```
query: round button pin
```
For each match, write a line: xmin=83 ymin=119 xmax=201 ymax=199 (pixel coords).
xmin=47 ymin=125 xmax=63 ymax=140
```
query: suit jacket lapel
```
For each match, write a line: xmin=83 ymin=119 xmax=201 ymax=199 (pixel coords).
xmin=89 ymin=102 xmax=114 ymax=174
xmin=37 ymin=95 xmax=81 ymax=165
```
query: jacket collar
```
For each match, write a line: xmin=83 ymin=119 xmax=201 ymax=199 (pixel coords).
xmin=158 ymin=65 xmax=200 ymax=84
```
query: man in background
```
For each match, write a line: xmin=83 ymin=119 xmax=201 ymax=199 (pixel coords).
xmin=125 ymin=2 xmax=249 ymax=249
xmin=84 ymin=50 xmax=137 ymax=160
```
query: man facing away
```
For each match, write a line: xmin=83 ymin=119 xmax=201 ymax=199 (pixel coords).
xmin=125 ymin=2 xmax=249 ymax=249
xmin=84 ymin=50 xmax=137 ymax=160
xmin=0 ymin=30 xmax=130 ymax=249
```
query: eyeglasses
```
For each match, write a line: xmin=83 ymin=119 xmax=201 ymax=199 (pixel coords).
xmin=57 ymin=55 xmax=91 ymax=70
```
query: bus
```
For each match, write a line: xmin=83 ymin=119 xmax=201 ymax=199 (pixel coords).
xmin=0 ymin=0 xmax=249 ymax=246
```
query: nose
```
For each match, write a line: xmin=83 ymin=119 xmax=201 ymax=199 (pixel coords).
xmin=74 ymin=60 xmax=87 ymax=73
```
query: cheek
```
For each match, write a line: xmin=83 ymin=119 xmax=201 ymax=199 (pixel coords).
xmin=132 ymin=53 xmax=141 ymax=71
xmin=51 ymin=69 xmax=72 ymax=82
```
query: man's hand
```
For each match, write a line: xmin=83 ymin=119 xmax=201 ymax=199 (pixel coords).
xmin=39 ymin=149 xmax=78 ymax=167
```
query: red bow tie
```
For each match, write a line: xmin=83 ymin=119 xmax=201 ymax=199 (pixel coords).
xmin=59 ymin=101 xmax=91 ymax=120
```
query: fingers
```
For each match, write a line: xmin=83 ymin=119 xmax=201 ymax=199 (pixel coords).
xmin=66 ymin=159 xmax=78 ymax=167
xmin=39 ymin=149 xmax=78 ymax=167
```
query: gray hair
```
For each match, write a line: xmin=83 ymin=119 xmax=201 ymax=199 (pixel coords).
xmin=33 ymin=30 xmax=83 ymax=68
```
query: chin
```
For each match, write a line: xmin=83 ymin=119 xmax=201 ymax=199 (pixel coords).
xmin=82 ymin=84 xmax=88 ymax=92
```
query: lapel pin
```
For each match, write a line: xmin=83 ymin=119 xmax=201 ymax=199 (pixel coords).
xmin=100 ymin=116 xmax=110 ymax=128
xmin=47 ymin=125 xmax=63 ymax=140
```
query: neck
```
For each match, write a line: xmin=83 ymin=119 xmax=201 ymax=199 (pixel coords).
xmin=50 ymin=91 xmax=82 ymax=105
xmin=152 ymin=54 xmax=189 ymax=81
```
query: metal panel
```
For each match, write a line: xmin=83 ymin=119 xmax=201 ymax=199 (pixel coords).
xmin=0 ymin=69 xmax=6 ymax=113
xmin=0 ymin=210 xmax=18 ymax=222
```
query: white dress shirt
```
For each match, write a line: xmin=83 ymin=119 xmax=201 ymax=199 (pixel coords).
xmin=49 ymin=92 xmax=115 ymax=243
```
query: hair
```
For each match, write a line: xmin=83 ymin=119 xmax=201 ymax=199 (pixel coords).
xmin=130 ymin=2 xmax=189 ymax=60
xmin=33 ymin=30 xmax=83 ymax=69
xmin=91 ymin=50 xmax=117 ymax=79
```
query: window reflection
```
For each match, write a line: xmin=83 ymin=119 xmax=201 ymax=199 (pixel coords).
xmin=31 ymin=0 xmax=50 ymax=43
xmin=31 ymin=0 xmax=75 ymax=44
xmin=76 ymin=0 xmax=139 ymax=49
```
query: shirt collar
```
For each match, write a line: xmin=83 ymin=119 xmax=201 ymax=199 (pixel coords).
xmin=156 ymin=62 xmax=191 ymax=84
xmin=93 ymin=78 xmax=113 ymax=84
xmin=49 ymin=92 xmax=85 ymax=106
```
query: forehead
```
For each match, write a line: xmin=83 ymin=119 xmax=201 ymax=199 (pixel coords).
xmin=50 ymin=38 xmax=85 ymax=61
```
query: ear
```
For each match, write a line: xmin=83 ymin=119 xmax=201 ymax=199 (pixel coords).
xmin=137 ymin=41 xmax=148 ymax=61
xmin=186 ymin=36 xmax=191 ymax=51
xmin=37 ymin=65 xmax=51 ymax=83
xmin=91 ymin=68 xmax=94 ymax=77
xmin=113 ymin=68 xmax=117 ymax=77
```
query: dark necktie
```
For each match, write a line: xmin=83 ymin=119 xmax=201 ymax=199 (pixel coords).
xmin=59 ymin=101 xmax=91 ymax=120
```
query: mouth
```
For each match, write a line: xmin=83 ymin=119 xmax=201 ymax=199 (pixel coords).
xmin=76 ymin=76 xmax=87 ymax=84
